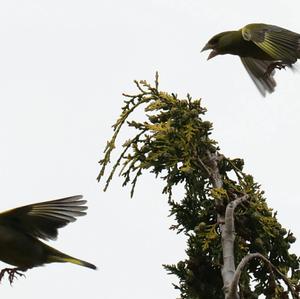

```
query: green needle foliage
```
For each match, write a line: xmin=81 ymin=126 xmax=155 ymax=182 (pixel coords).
xmin=98 ymin=74 xmax=300 ymax=298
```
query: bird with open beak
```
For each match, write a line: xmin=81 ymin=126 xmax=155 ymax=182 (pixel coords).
xmin=202 ymin=23 xmax=300 ymax=96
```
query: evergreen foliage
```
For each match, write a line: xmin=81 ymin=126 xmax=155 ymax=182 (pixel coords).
xmin=98 ymin=74 xmax=300 ymax=298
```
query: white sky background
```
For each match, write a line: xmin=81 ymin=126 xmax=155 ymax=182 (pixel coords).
xmin=0 ymin=0 xmax=299 ymax=298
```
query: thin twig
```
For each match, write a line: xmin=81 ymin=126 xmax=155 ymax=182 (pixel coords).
xmin=229 ymin=253 xmax=298 ymax=299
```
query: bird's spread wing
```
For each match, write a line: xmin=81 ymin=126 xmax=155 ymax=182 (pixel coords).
xmin=0 ymin=195 xmax=87 ymax=240
xmin=241 ymin=57 xmax=276 ymax=97
xmin=242 ymin=23 xmax=300 ymax=62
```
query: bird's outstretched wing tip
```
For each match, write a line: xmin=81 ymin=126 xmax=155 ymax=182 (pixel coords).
xmin=240 ymin=57 xmax=276 ymax=97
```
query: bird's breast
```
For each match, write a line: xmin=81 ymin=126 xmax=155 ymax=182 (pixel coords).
xmin=0 ymin=225 xmax=45 ymax=269
xmin=236 ymin=40 xmax=274 ymax=60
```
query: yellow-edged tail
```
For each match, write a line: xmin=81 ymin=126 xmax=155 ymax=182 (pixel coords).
xmin=48 ymin=255 xmax=97 ymax=270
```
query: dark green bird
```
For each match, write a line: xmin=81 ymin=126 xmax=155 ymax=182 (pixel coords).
xmin=0 ymin=195 xmax=96 ymax=284
xmin=202 ymin=23 xmax=300 ymax=96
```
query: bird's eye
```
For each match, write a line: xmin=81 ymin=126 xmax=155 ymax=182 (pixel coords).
xmin=210 ymin=37 xmax=218 ymax=45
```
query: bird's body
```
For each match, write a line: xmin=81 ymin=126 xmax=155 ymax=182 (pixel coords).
xmin=0 ymin=225 xmax=45 ymax=269
xmin=202 ymin=23 xmax=300 ymax=96
xmin=206 ymin=30 xmax=273 ymax=60
xmin=0 ymin=195 xmax=96 ymax=283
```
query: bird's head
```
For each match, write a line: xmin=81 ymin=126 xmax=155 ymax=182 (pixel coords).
xmin=201 ymin=31 xmax=239 ymax=60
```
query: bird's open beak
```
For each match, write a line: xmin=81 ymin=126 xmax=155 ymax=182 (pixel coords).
xmin=206 ymin=50 xmax=218 ymax=60
xmin=201 ymin=44 xmax=218 ymax=60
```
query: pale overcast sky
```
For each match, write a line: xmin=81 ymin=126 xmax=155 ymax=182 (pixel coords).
xmin=0 ymin=0 xmax=299 ymax=298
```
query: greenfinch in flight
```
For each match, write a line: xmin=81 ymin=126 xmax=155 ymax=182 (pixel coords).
xmin=202 ymin=23 xmax=300 ymax=96
xmin=0 ymin=195 xmax=96 ymax=284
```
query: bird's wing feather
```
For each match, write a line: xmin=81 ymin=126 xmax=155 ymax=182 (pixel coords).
xmin=0 ymin=195 xmax=87 ymax=240
xmin=241 ymin=57 xmax=276 ymax=97
xmin=242 ymin=24 xmax=300 ymax=62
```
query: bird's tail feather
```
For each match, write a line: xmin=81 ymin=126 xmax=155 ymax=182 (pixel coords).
xmin=50 ymin=255 xmax=97 ymax=270
xmin=46 ymin=246 xmax=97 ymax=270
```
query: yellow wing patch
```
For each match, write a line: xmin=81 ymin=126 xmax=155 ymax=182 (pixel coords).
xmin=242 ymin=24 xmax=299 ymax=62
